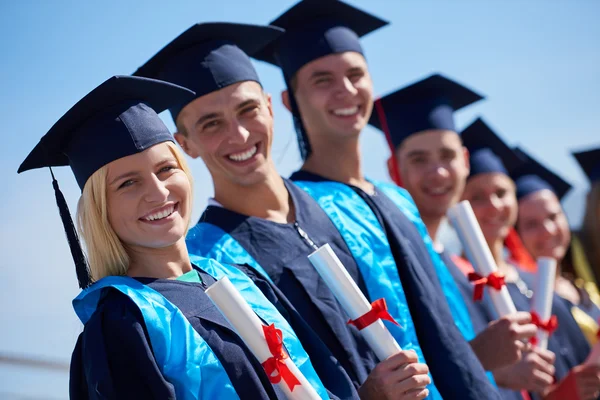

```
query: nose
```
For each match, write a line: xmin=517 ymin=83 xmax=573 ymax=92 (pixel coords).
xmin=227 ymin=119 xmax=250 ymax=144
xmin=540 ymin=219 xmax=556 ymax=237
xmin=335 ymin=76 xmax=358 ymax=98
xmin=431 ymin=164 xmax=450 ymax=179
xmin=144 ymin=174 xmax=169 ymax=204
xmin=487 ymin=194 xmax=503 ymax=212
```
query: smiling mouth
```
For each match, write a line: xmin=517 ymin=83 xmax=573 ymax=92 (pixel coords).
xmin=140 ymin=203 xmax=178 ymax=222
xmin=331 ymin=106 xmax=360 ymax=117
xmin=423 ymin=186 xmax=452 ymax=197
xmin=227 ymin=144 xmax=258 ymax=162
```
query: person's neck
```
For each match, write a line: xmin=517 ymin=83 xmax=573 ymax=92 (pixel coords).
xmin=213 ymin=164 xmax=293 ymax=224
xmin=423 ymin=215 xmax=443 ymax=245
xmin=301 ymin=135 xmax=373 ymax=193
xmin=126 ymin=238 xmax=192 ymax=279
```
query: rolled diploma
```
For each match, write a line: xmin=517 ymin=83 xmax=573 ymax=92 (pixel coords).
xmin=205 ymin=276 xmax=320 ymax=400
xmin=308 ymin=244 xmax=402 ymax=361
xmin=531 ymin=257 xmax=557 ymax=349
xmin=447 ymin=200 xmax=517 ymax=317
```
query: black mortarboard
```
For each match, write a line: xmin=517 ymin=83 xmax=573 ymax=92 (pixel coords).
xmin=369 ymin=74 xmax=484 ymax=149
xmin=254 ymin=0 xmax=388 ymax=160
xmin=461 ymin=117 xmax=523 ymax=179
xmin=510 ymin=147 xmax=572 ymax=200
xmin=572 ymin=147 xmax=600 ymax=183
xmin=18 ymin=75 xmax=195 ymax=288
xmin=134 ymin=22 xmax=284 ymax=122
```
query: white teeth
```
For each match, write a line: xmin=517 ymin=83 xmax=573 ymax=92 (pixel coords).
xmin=428 ymin=187 xmax=449 ymax=195
xmin=333 ymin=106 xmax=358 ymax=116
xmin=228 ymin=145 xmax=257 ymax=162
xmin=144 ymin=205 xmax=174 ymax=221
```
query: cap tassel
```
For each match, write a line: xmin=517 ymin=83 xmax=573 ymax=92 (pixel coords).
xmin=49 ymin=168 xmax=91 ymax=288
xmin=284 ymin=77 xmax=312 ymax=161
xmin=505 ymin=228 xmax=536 ymax=273
xmin=374 ymin=99 xmax=403 ymax=187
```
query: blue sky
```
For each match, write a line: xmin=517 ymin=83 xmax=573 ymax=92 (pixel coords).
xmin=1 ymin=1 xmax=599 ymax=398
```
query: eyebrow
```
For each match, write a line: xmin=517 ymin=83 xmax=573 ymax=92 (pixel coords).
xmin=309 ymin=70 xmax=333 ymax=80
xmin=405 ymin=149 xmax=428 ymax=158
xmin=194 ymin=112 xmax=222 ymax=129
xmin=108 ymin=158 xmax=175 ymax=186
xmin=235 ymin=98 xmax=260 ymax=111
xmin=347 ymin=66 xmax=365 ymax=74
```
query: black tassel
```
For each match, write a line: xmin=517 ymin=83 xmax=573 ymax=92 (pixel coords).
xmin=49 ymin=168 xmax=91 ymax=289
xmin=284 ymin=75 xmax=312 ymax=161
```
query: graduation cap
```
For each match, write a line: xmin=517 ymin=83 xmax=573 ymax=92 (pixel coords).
xmin=369 ymin=73 xmax=484 ymax=149
xmin=133 ymin=22 xmax=284 ymax=122
xmin=572 ymin=147 xmax=600 ymax=183
xmin=460 ymin=117 xmax=523 ymax=179
xmin=18 ymin=75 xmax=195 ymax=288
xmin=510 ymin=147 xmax=572 ymax=201
xmin=254 ymin=0 xmax=388 ymax=160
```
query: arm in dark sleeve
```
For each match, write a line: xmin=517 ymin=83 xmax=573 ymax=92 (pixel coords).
xmin=73 ymin=290 xmax=176 ymax=400
xmin=238 ymin=264 xmax=359 ymax=400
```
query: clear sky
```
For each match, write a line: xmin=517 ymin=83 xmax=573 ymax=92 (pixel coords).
xmin=1 ymin=1 xmax=599 ymax=398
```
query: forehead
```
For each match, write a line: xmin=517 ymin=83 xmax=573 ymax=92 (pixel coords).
xmin=176 ymin=81 xmax=263 ymax=122
xmin=519 ymin=189 xmax=561 ymax=211
xmin=106 ymin=142 xmax=174 ymax=176
xmin=295 ymin=51 xmax=368 ymax=79
xmin=399 ymin=130 xmax=462 ymax=155
xmin=467 ymin=172 xmax=514 ymax=192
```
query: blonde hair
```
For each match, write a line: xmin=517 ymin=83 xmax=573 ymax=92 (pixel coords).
xmin=582 ymin=182 xmax=600 ymax=283
xmin=76 ymin=141 xmax=193 ymax=282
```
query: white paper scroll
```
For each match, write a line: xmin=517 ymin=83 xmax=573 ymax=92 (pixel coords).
xmin=205 ymin=276 xmax=320 ymax=400
xmin=531 ymin=257 xmax=557 ymax=349
xmin=447 ymin=200 xmax=517 ymax=317
xmin=308 ymin=244 xmax=402 ymax=361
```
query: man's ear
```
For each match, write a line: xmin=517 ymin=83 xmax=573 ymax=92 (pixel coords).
xmin=281 ymin=89 xmax=292 ymax=112
xmin=463 ymin=146 xmax=470 ymax=175
xmin=264 ymin=92 xmax=274 ymax=117
xmin=174 ymin=132 xmax=199 ymax=159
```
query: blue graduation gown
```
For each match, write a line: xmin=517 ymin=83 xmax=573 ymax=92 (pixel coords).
xmin=69 ymin=270 xmax=280 ymax=400
xmin=70 ymin=266 xmax=352 ymax=400
xmin=192 ymin=182 xmax=379 ymax=388
xmin=290 ymin=171 xmax=500 ymax=400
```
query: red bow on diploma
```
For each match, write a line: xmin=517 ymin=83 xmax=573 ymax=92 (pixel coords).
xmin=529 ymin=312 xmax=559 ymax=345
xmin=468 ymin=271 xmax=506 ymax=301
xmin=347 ymin=298 xmax=400 ymax=330
xmin=261 ymin=324 xmax=301 ymax=391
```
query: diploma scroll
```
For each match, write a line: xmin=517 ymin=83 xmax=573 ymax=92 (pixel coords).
xmin=308 ymin=244 xmax=402 ymax=361
xmin=447 ymin=201 xmax=517 ymax=317
xmin=531 ymin=257 xmax=558 ymax=350
xmin=206 ymin=276 xmax=321 ymax=400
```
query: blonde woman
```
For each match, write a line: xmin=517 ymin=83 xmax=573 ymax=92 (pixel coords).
xmin=18 ymin=76 xmax=350 ymax=400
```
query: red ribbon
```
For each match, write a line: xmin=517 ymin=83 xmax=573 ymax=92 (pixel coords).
xmin=468 ymin=271 xmax=506 ymax=301
xmin=261 ymin=324 xmax=301 ymax=391
xmin=529 ymin=312 xmax=559 ymax=345
xmin=347 ymin=298 xmax=400 ymax=330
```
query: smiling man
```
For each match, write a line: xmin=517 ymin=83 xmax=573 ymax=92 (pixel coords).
xmin=254 ymin=1 xmax=502 ymax=398
xmin=134 ymin=22 xmax=434 ymax=400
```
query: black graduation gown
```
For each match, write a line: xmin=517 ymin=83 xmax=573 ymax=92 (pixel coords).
xmin=199 ymin=180 xmax=378 ymax=388
xmin=69 ymin=270 xmax=282 ymax=400
xmin=290 ymin=170 xmax=501 ymax=400
xmin=516 ymin=271 xmax=591 ymax=380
